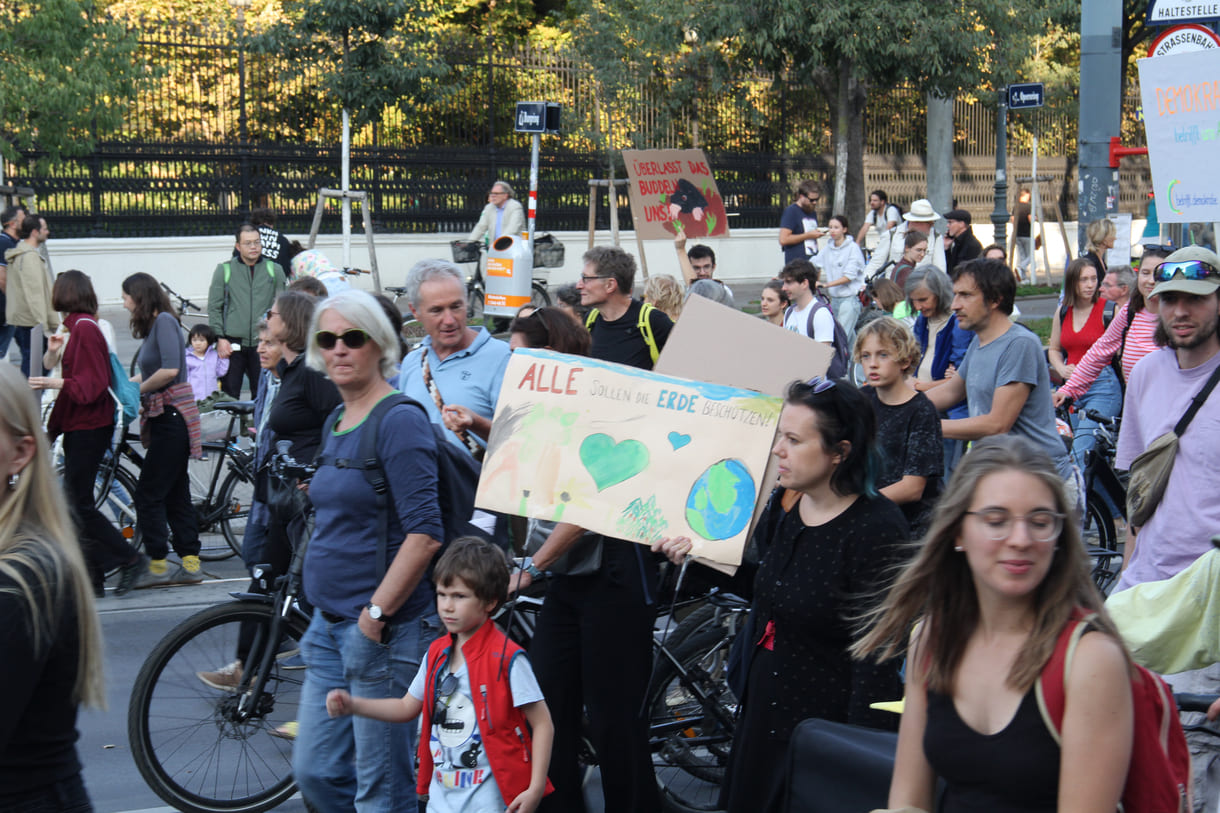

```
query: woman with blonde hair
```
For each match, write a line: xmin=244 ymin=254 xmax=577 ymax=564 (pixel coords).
xmin=1084 ymin=217 xmax=1116 ymax=274
xmin=0 ymin=362 xmax=104 ymax=811
xmin=643 ymin=274 xmax=684 ymax=321
xmin=855 ymin=437 xmax=1133 ymax=813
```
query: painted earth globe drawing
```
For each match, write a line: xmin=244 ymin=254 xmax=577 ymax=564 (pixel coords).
xmin=685 ymin=458 xmax=755 ymax=540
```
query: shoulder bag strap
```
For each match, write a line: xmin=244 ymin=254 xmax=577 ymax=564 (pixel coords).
xmin=1173 ymin=362 xmax=1220 ymax=437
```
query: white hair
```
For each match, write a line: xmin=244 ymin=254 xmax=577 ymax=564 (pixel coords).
xmin=307 ymin=289 xmax=401 ymax=381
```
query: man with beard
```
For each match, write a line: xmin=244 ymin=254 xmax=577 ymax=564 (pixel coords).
xmin=1114 ymin=246 xmax=1220 ymax=592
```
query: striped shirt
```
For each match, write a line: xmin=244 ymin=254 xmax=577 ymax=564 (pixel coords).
xmin=1058 ymin=304 xmax=1160 ymax=399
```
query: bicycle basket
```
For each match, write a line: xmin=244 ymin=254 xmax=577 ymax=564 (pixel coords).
xmin=533 ymin=233 xmax=565 ymax=268
xmin=198 ymin=410 xmax=234 ymax=442
xmin=451 ymin=240 xmax=482 ymax=263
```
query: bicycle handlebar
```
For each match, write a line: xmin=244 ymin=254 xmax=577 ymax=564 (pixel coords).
xmin=1176 ymin=693 xmax=1219 ymax=714
xmin=1082 ymin=408 xmax=1120 ymax=429
xmin=160 ymin=281 xmax=204 ymax=315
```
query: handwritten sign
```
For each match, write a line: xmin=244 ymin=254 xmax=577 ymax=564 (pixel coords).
xmin=622 ymin=148 xmax=730 ymax=240
xmin=475 ymin=349 xmax=780 ymax=567
xmin=1138 ymin=50 xmax=1220 ymax=223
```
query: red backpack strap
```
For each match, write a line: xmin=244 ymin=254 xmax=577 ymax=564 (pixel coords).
xmin=1034 ymin=610 xmax=1096 ymax=743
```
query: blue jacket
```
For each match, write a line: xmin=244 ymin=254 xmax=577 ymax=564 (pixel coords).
xmin=913 ymin=313 xmax=971 ymax=418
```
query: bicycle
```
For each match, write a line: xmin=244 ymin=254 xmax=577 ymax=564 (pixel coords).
xmin=97 ymin=400 xmax=257 ymax=561
xmin=127 ymin=445 xmax=315 ymax=813
xmin=1056 ymin=402 xmax=1127 ymax=594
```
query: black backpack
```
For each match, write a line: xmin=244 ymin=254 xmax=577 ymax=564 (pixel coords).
xmin=316 ymin=394 xmax=483 ymax=576
xmin=787 ymin=296 xmax=852 ymax=380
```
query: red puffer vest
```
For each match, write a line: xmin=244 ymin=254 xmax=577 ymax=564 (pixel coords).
xmin=416 ymin=621 xmax=554 ymax=805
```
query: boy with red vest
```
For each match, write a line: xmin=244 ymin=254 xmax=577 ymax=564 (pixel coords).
xmin=327 ymin=537 xmax=554 ymax=812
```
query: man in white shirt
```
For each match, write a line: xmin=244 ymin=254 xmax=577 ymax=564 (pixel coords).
xmin=865 ymin=198 xmax=946 ymax=277
xmin=855 ymin=189 xmax=901 ymax=246
xmin=779 ymin=259 xmax=835 ymax=345
xmin=469 ymin=181 xmax=526 ymax=243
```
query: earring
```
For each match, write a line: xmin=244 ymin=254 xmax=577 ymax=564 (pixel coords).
xmin=6 ymin=473 xmax=16 ymax=491
xmin=954 ymin=545 xmax=964 ymax=552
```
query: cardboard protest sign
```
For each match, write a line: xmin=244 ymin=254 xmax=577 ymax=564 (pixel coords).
xmin=622 ymin=149 xmax=730 ymax=240
xmin=1138 ymin=50 xmax=1220 ymax=223
xmin=475 ymin=348 xmax=781 ymax=568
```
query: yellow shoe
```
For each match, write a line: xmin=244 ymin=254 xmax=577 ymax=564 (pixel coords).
xmin=269 ymin=721 xmax=298 ymax=740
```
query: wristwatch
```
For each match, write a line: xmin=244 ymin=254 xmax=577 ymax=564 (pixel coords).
xmin=521 ymin=558 xmax=544 ymax=580
xmin=366 ymin=602 xmax=388 ymax=621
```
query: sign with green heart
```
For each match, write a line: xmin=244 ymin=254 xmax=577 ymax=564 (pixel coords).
xmin=579 ymin=434 xmax=650 ymax=491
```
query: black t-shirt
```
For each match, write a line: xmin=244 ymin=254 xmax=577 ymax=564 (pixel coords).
xmin=588 ymin=299 xmax=673 ymax=370
xmin=863 ymin=387 xmax=943 ymax=536
xmin=269 ymin=353 xmax=342 ymax=464
xmin=1014 ymin=202 xmax=1032 ymax=237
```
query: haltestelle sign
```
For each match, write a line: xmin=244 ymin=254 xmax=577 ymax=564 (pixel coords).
xmin=1149 ymin=24 xmax=1220 ymax=57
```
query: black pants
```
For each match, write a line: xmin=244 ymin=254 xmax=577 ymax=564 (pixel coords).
xmin=221 ymin=342 xmax=261 ymax=399
xmin=135 ymin=408 xmax=201 ymax=560
xmin=531 ymin=538 xmax=661 ymax=813
xmin=0 ymin=772 xmax=92 ymax=813
xmin=62 ymin=425 xmax=139 ymax=589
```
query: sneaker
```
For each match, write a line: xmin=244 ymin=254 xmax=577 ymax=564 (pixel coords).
xmin=116 ymin=554 xmax=148 ymax=597
xmin=197 ymin=660 xmax=243 ymax=692
xmin=166 ymin=564 xmax=204 ymax=585
xmin=269 ymin=721 xmax=298 ymax=740
xmin=134 ymin=559 xmax=172 ymax=589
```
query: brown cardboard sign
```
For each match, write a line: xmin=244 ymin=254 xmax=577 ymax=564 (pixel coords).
xmin=622 ymin=149 xmax=730 ymax=240
xmin=654 ymin=295 xmax=834 ymax=572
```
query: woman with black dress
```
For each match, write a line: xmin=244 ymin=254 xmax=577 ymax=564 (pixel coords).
xmin=656 ymin=377 xmax=909 ymax=812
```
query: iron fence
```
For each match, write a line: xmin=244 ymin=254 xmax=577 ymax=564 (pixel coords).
xmin=5 ymin=18 xmax=1146 ymax=238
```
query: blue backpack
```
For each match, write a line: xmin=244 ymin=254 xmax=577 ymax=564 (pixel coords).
xmin=79 ymin=318 xmax=140 ymax=429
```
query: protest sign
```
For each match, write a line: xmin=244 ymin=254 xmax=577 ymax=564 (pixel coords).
xmin=1138 ymin=50 xmax=1220 ymax=223
xmin=475 ymin=348 xmax=781 ymax=568
xmin=622 ymin=149 xmax=730 ymax=240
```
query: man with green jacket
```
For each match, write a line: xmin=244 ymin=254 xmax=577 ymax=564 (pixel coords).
xmin=209 ymin=223 xmax=286 ymax=397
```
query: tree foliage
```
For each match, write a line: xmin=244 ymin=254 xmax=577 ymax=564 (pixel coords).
xmin=0 ymin=0 xmax=144 ymax=166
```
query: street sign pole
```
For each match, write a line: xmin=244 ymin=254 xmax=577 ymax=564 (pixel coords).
xmin=992 ymin=88 xmax=1009 ymax=249
xmin=528 ymin=133 xmax=539 ymax=245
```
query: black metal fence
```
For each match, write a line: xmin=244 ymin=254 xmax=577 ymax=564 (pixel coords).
xmin=5 ymin=18 xmax=1141 ymax=239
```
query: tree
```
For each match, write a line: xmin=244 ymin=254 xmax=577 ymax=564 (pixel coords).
xmin=698 ymin=0 xmax=1057 ymax=218
xmin=0 ymin=0 xmax=144 ymax=168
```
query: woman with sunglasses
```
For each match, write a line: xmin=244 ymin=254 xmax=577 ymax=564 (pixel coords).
xmin=855 ymin=437 xmax=1134 ymax=813
xmin=656 ymin=377 xmax=910 ymax=813
xmin=292 ymin=289 xmax=444 ymax=813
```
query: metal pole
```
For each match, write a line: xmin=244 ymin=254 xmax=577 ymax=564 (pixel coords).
xmin=1077 ymin=0 xmax=1122 ymax=255
xmin=235 ymin=0 xmax=250 ymax=215
xmin=991 ymin=88 xmax=1009 ymax=249
xmin=341 ymin=108 xmax=351 ymax=269
xmin=528 ymin=133 xmax=539 ymax=244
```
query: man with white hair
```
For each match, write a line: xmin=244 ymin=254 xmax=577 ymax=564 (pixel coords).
xmin=864 ymin=198 xmax=946 ymax=277
xmin=469 ymin=180 xmax=526 ymax=243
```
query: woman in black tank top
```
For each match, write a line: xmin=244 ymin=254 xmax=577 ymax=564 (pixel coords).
xmin=854 ymin=437 xmax=1134 ymax=813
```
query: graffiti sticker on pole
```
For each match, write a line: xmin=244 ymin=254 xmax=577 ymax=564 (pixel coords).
xmin=622 ymin=149 xmax=730 ymax=240
xmin=1138 ymin=49 xmax=1220 ymax=223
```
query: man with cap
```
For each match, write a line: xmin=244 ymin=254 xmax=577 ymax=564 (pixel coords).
xmin=1113 ymin=246 xmax=1220 ymax=592
xmin=943 ymin=209 xmax=982 ymax=275
xmin=864 ymin=198 xmax=946 ymax=277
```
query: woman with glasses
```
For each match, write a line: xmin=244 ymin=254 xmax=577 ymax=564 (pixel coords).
xmin=656 ymin=377 xmax=910 ymax=813
xmin=292 ymin=289 xmax=444 ymax=813
xmin=855 ymin=437 xmax=1134 ymax=813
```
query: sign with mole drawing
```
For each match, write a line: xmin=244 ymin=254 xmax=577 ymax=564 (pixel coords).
xmin=475 ymin=348 xmax=782 ymax=568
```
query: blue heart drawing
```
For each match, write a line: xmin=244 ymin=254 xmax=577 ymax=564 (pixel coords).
xmin=668 ymin=431 xmax=692 ymax=451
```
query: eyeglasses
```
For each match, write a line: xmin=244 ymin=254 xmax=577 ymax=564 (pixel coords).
xmin=433 ymin=673 xmax=459 ymax=723
xmin=965 ymin=509 xmax=1065 ymax=543
xmin=579 ymin=274 xmax=611 ymax=283
xmin=315 ymin=329 xmax=370 ymax=350
xmin=805 ymin=375 xmax=836 ymax=394
xmin=1154 ymin=260 xmax=1219 ymax=283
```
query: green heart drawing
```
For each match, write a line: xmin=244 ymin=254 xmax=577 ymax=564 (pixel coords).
xmin=579 ymin=433 xmax=650 ymax=492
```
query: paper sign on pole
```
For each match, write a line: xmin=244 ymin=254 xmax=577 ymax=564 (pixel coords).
xmin=1138 ymin=49 xmax=1220 ymax=223
xmin=475 ymin=348 xmax=782 ymax=568
xmin=622 ymin=149 xmax=730 ymax=240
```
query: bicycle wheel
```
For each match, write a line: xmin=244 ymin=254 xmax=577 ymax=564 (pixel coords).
xmin=188 ymin=443 xmax=243 ymax=561
xmin=402 ymin=319 xmax=428 ymax=352
xmin=218 ymin=469 xmax=255 ymax=559
xmin=1083 ymin=488 xmax=1117 ymax=551
xmin=650 ymin=626 xmax=738 ymax=812
xmin=467 ymin=286 xmax=485 ymax=324
xmin=530 ymin=281 xmax=551 ymax=308
xmin=128 ymin=600 xmax=308 ymax=813
xmin=99 ymin=465 xmax=142 ymax=557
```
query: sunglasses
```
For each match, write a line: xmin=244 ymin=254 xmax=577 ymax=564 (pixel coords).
xmin=1154 ymin=260 xmax=1219 ymax=283
xmin=433 ymin=673 xmax=459 ymax=723
xmin=806 ymin=375 xmax=836 ymax=393
xmin=315 ymin=329 xmax=370 ymax=350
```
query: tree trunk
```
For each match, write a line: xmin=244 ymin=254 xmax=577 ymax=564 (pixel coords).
xmin=846 ymin=74 xmax=867 ymax=231
xmin=832 ymin=60 xmax=851 ymax=218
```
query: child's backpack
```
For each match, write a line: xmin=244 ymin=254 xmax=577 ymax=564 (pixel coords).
xmin=316 ymin=393 xmax=483 ymax=576
xmin=785 ymin=296 xmax=852 ymax=380
xmin=1036 ymin=610 xmax=1192 ymax=813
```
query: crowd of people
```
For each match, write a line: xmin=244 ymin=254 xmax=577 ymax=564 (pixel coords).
xmin=4 ymin=182 xmax=1220 ymax=813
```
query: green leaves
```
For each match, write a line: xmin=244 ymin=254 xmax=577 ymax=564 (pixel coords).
xmin=0 ymin=0 xmax=145 ymax=165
